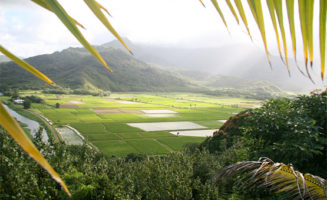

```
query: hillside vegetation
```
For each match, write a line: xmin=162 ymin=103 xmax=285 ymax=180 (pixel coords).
xmin=0 ymin=47 xmax=198 ymax=92
xmin=0 ymin=45 xmax=288 ymax=100
xmin=1 ymin=92 xmax=325 ymax=199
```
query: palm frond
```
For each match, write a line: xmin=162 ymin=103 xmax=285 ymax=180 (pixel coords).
xmin=247 ymin=0 xmax=271 ymax=66
xmin=36 ymin=0 xmax=112 ymax=72
xmin=0 ymin=103 xmax=70 ymax=196
xmin=226 ymin=0 xmax=239 ymax=24
xmin=320 ymin=0 xmax=327 ymax=79
xmin=274 ymin=0 xmax=289 ymax=70
xmin=211 ymin=0 xmax=230 ymax=33
xmin=84 ymin=0 xmax=133 ymax=55
xmin=216 ymin=157 xmax=327 ymax=200
xmin=0 ymin=45 xmax=55 ymax=85
xmin=233 ymin=0 xmax=252 ymax=39
xmin=266 ymin=0 xmax=284 ymax=63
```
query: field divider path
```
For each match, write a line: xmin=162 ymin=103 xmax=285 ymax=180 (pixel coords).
xmin=153 ymin=138 xmax=174 ymax=152
xmin=26 ymin=110 xmax=60 ymax=143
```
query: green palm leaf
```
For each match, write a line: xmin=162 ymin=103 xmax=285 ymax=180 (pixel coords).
xmin=306 ymin=0 xmax=315 ymax=67
xmin=84 ymin=0 xmax=132 ymax=55
xmin=211 ymin=0 xmax=230 ymax=33
xmin=234 ymin=0 xmax=252 ymax=39
xmin=0 ymin=103 xmax=70 ymax=196
xmin=266 ymin=0 xmax=284 ymax=63
xmin=0 ymin=45 xmax=54 ymax=85
xmin=217 ymin=158 xmax=327 ymax=199
xmin=320 ymin=0 xmax=326 ymax=79
xmin=225 ymin=0 xmax=239 ymax=24
xmin=274 ymin=0 xmax=289 ymax=70
xmin=38 ymin=0 xmax=112 ymax=72
xmin=247 ymin=0 xmax=271 ymax=65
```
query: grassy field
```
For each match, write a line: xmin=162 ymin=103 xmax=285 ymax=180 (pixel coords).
xmin=4 ymin=91 xmax=261 ymax=156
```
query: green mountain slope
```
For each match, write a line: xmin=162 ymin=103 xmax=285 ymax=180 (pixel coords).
xmin=0 ymin=47 xmax=199 ymax=92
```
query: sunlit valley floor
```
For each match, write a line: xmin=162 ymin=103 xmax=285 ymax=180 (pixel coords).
xmin=1 ymin=91 xmax=258 ymax=156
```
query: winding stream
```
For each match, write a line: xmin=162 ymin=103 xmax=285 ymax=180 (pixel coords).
xmin=4 ymin=104 xmax=49 ymax=143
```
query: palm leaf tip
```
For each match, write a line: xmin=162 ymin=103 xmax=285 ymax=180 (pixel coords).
xmin=84 ymin=0 xmax=132 ymax=55
xmin=0 ymin=45 xmax=55 ymax=85
xmin=199 ymin=0 xmax=206 ymax=7
xmin=0 ymin=103 xmax=70 ymax=196
xmin=217 ymin=157 xmax=327 ymax=199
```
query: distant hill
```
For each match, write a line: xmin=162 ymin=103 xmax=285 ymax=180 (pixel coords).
xmin=0 ymin=47 xmax=199 ymax=92
xmin=105 ymin=39 xmax=323 ymax=92
xmin=0 ymin=44 xmax=289 ymax=100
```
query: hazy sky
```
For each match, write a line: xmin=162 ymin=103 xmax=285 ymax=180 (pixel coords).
xmin=0 ymin=0 xmax=287 ymax=58
xmin=0 ymin=0 xmax=322 ymax=61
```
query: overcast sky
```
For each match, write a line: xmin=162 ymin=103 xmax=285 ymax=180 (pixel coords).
xmin=0 ymin=0 xmax=289 ymax=58
xmin=0 ymin=0 xmax=322 ymax=62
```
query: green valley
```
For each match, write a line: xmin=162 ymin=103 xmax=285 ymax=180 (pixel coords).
xmin=2 ymin=91 xmax=254 ymax=156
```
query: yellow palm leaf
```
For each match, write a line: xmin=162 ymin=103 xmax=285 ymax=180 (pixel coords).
xmin=234 ymin=0 xmax=252 ymax=39
xmin=0 ymin=45 xmax=54 ymax=85
xmin=84 ymin=0 xmax=132 ymax=55
xmin=211 ymin=0 xmax=230 ymax=33
xmin=199 ymin=0 xmax=206 ymax=7
xmin=31 ymin=0 xmax=85 ymax=29
xmin=225 ymin=0 xmax=239 ymax=24
xmin=274 ymin=0 xmax=289 ymax=70
xmin=40 ymin=0 xmax=112 ymax=72
xmin=217 ymin=158 xmax=327 ymax=199
xmin=286 ymin=0 xmax=297 ymax=61
xmin=320 ymin=0 xmax=326 ymax=79
xmin=247 ymin=0 xmax=271 ymax=65
xmin=266 ymin=0 xmax=284 ymax=63
xmin=0 ymin=102 xmax=70 ymax=196
xmin=306 ymin=0 xmax=315 ymax=67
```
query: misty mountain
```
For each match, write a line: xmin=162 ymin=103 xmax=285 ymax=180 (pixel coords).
xmin=0 ymin=44 xmax=288 ymax=100
xmin=0 ymin=47 xmax=200 ymax=92
xmin=105 ymin=39 xmax=322 ymax=92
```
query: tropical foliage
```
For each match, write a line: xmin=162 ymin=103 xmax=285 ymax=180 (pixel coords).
xmin=217 ymin=157 xmax=327 ymax=200
xmin=0 ymin=0 xmax=326 ymax=196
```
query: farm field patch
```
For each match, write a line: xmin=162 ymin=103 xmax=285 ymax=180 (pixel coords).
xmin=18 ymin=92 xmax=258 ymax=156
xmin=170 ymin=129 xmax=216 ymax=137
xmin=127 ymin=121 xmax=207 ymax=132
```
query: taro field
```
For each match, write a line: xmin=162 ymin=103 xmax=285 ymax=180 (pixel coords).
xmin=19 ymin=91 xmax=261 ymax=156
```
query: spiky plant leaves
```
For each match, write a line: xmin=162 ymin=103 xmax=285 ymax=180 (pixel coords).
xmin=234 ymin=0 xmax=252 ymax=39
xmin=38 ymin=0 xmax=112 ymax=72
xmin=0 ymin=45 xmax=54 ymax=85
xmin=320 ymin=0 xmax=327 ymax=79
xmin=274 ymin=0 xmax=289 ymax=70
xmin=266 ymin=0 xmax=284 ymax=63
xmin=286 ymin=0 xmax=297 ymax=61
xmin=247 ymin=0 xmax=271 ymax=65
xmin=0 ymin=103 xmax=71 ymax=196
xmin=305 ymin=0 xmax=315 ymax=68
xmin=216 ymin=158 xmax=327 ymax=200
xmin=199 ymin=0 xmax=206 ymax=7
xmin=211 ymin=0 xmax=230 ymax=33
xmin=31 ymin=0 xmax=85 ymax=29
xmin=225 ymin=0 xmax=239 ymax=24
xmin=84 ymin=0 xmax=133 ymax=55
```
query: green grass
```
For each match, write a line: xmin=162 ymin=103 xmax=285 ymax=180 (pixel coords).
xmin=117 ymin=132 xmax=142 ymax=139
xmin=27 ymin=92 xmax=255 ymax=156
xmin=85 ymin=133 xmax=121 ymax=141
xmin=71 ymin=123 xmax=106 ymax=134
xmin=138 ymin=131 xmax=175 ymax=138
xmin=157 ymin=137 xmax=206 ymax=151
xmin=103 ymin=122 xmax=143 ymax=133
xmin=93 ymin=140 xmax=137 ymax=156
xmin=126 ymin=139 xmax=171 ymax=154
